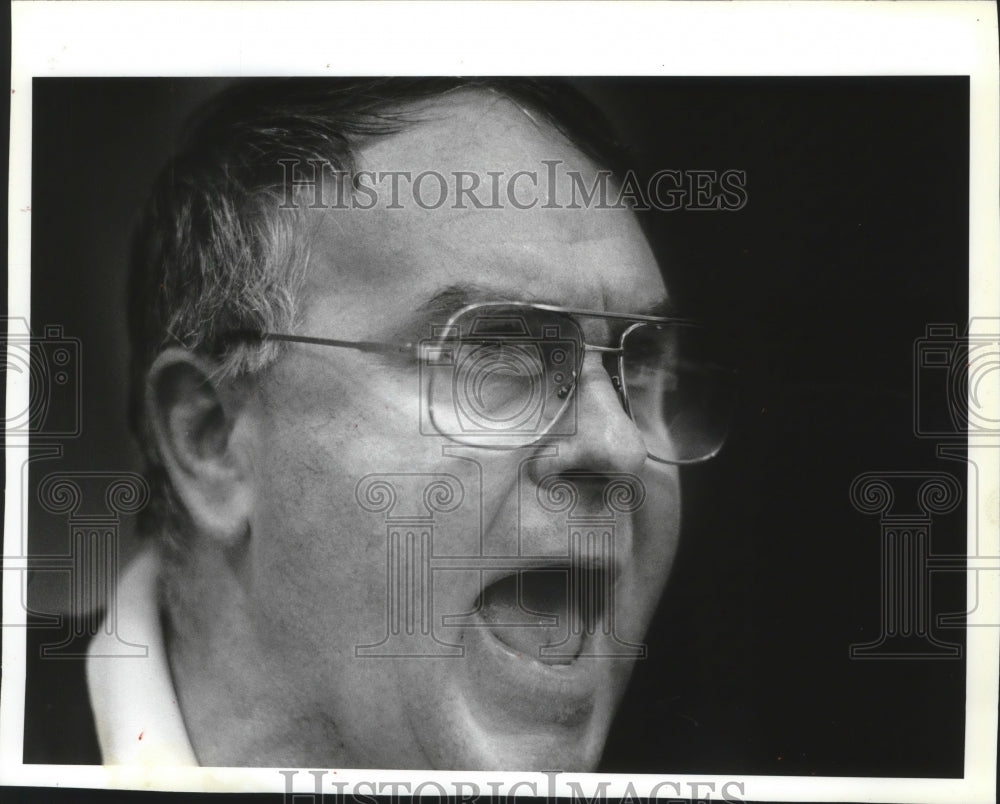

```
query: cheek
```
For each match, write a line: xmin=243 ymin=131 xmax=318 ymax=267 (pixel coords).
xmin=243 ymin=362 xmax=456 ymax=645
xmin=248 ymin=445 xmax=387 ymax=651
xmin=243 ymin=391 xmax=407 ymax=644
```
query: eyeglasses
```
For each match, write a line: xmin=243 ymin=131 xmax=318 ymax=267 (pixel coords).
xmin=223 ymin=301 xmax=737 ymax=464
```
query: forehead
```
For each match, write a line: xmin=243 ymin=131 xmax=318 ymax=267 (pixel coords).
xmin=300 ymin=90 xmax=667 ymax=336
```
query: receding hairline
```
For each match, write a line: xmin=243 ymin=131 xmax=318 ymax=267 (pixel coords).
xmin=337 ymin=86 xmax=608 ymax=180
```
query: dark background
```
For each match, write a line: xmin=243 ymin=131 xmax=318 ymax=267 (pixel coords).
xmin=19 ymin=77 xmax=969 ymax=785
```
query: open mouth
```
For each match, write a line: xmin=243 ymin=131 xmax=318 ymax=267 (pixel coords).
xmin=476 ymin=565 xmax=611 ymax=666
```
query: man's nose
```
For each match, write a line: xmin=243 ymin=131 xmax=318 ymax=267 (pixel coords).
xmin=541 ymin=351 xmax=648 ymax=475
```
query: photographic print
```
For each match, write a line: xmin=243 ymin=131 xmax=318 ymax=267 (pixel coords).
xmin=4 ymin=3 xmax=998 ymax=804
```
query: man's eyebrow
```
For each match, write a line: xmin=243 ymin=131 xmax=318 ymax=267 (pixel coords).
xmin=384 ymin=284 xmax=523 ymax=343
xmin=414 ymin=283 xmax=544 ymax=318
xmin=416 ymin=285 xmax=679 ymax=319
xmin=415 ymin=284 xmax=485 ymax=317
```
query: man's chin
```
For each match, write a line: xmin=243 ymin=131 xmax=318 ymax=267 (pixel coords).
xmin=399 ymin=625 xmax=630 ymax=771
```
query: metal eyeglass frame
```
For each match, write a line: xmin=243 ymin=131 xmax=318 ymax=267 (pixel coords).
xmin=222 ymin=301 xmax=721 ymax=465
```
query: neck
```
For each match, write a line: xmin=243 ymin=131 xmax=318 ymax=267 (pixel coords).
xmin=162 ymin=545 xmax=346 ymax=767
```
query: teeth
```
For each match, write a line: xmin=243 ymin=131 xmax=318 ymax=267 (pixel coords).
xmin=478 ymin=568 xmax=607 ymax=664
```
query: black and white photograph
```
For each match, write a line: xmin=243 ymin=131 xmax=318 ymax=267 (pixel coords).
xmin=3 ymin=3 xmax=998 ymax=803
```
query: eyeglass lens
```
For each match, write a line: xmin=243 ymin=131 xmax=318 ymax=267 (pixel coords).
xmin=619 ymin=322 xmax=735 ymax=463
xmin=425 ymin=305 xmax=734 ymax=463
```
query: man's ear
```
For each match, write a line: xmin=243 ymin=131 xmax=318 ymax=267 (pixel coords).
xmin=146 ymin=348 xmax=255 ymax=546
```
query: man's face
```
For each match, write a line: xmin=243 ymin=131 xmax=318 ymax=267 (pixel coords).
xmin=243 ymin=92 xmax=680 ymax=770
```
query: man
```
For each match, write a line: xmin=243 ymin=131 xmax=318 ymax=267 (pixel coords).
xmin=85 ymin=79 xmax=733 ymax=770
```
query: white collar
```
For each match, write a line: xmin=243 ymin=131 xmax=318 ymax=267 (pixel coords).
xmin=86 ymin=545 xmax=198 ymax=766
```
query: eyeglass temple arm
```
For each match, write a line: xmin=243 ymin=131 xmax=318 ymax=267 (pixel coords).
xmin=222 ymin=331 xmax=417 ymax=356
xmin=531 ymin=303 xmax=703 ymax=327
